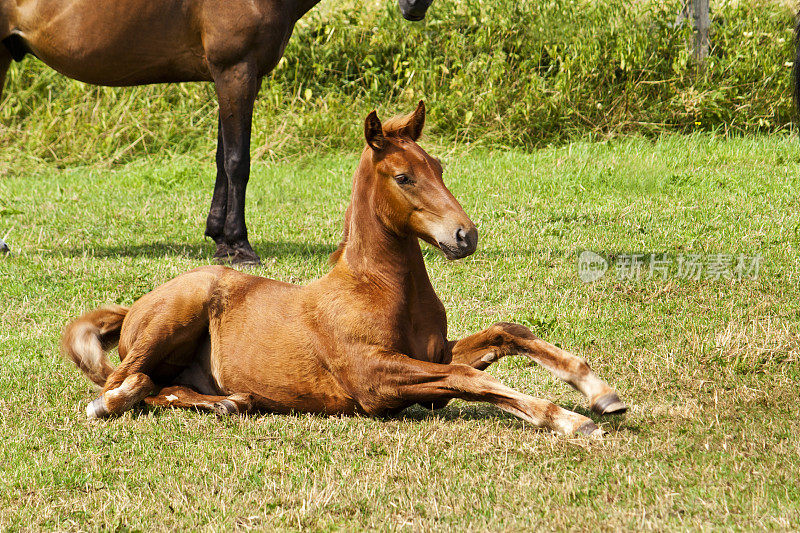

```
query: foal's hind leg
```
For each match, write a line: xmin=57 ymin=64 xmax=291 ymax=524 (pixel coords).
xmin=86 ymin=372 xmax=156 ymax=418
xmin=145 ymin=385 xmax=255 ymax=417
xmin=86 ymin=269 xmax=218 ymax=418
xmin=449 ymin=322 xmax=626 ymax=415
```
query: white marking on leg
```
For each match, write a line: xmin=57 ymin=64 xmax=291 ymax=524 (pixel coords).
xmin=166 ymin=394 xmax=179 ymax=402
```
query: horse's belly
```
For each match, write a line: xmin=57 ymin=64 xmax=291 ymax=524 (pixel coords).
xmin=213 ymin=338 xmax=360 ymax=415
xmin=15 ymin=0 xmax=212 ymax=85
xmin=30 ymin=47 xmax=212 ymax=86
xmin=207 ymin=286 xmax=360 ymax=416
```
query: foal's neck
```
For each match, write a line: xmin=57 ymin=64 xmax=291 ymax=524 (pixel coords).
xmin=339 ymin=160 xmax=430 ymax=294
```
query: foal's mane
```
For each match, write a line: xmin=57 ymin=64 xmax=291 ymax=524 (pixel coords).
xmin=328 ymin=113 xmax=420 ymax=265
xmin=379 ymin=114 xmax=418 ymax=139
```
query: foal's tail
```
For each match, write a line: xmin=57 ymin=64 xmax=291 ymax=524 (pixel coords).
xmin=61 ymin=305 xmax=129 ymax=387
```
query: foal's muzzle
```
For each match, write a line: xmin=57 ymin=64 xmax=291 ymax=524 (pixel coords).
xmin=439 ymin=226 xmax=478 ymax=260
xmin=398 ymin=0 xmax=433 ymax=21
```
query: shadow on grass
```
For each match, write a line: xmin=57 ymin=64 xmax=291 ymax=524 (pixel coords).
xmin=138 ymin=400 xmax=634 ymax=434
xmin=28 ymin=237 xmax=585 ymax=263
xmin=393 ymin=402 xmax=635 ymax=433
xmin=39 ymin=240 xmax=338 ymax=261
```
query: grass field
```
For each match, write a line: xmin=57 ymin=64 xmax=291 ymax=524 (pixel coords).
xmin=1 ymin=134 xmax=799 ymax=530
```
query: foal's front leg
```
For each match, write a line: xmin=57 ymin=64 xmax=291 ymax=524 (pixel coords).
xmin=449 ymin=323 xmax=626 ymax=415
xmin=350 ymin=350 xmax=603 ymax=436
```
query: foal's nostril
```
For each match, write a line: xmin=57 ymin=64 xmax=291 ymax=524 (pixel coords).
xmin=442 ymin=226 xmax=478 ymax=260
xmin=456 ymin=228 xmax=468 ymax=248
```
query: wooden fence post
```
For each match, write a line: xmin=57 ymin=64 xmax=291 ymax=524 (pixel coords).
xmin=693 ymin=0 xmax=710 ymax=66
xmin=676 ymin=0 xmax=711 ymax=69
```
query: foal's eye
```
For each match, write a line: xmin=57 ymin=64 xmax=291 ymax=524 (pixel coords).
xmin=394 ymin=174 xmax=413 ymax=186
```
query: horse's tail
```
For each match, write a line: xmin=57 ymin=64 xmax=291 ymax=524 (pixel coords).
xmin=61 ymin=305 xmax=129 ymax=387
xmin=794 ymin=15 xmax=800 ymax=112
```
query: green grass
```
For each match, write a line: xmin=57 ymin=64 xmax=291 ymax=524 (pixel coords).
xmin=1 ymin=133 xmax=799 ymax=530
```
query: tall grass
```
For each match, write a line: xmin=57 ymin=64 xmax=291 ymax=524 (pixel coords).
xmin=0 ymin=0 xmax=795 ymax=165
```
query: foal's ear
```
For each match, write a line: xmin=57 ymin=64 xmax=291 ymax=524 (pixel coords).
xmin=365 ymin=110 xmax=386 ymax=151
xmin=400 ymin=100 xmax=425 ymax=141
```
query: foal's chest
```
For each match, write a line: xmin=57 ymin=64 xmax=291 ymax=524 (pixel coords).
xmin=403 ymin=295 xmax=449 ymax=364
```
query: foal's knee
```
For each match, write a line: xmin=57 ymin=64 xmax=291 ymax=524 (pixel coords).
xmin=486 ymin=322 xmax=538 ymax=353
xmin=492 ymin=322 xmax=536 ymax=338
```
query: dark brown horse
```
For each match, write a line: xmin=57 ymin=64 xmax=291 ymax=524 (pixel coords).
xmin=62 ymin=102 xmax=626 ymax=436
xmin=0 ymin=0 xmax=434 ymax=264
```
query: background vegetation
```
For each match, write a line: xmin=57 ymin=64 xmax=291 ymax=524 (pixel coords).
xmin=0 ymin=0 xmax=796 ymax=166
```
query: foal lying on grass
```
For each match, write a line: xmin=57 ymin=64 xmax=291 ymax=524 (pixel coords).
xmin=63 ymin=102 xmax=626 ymax=436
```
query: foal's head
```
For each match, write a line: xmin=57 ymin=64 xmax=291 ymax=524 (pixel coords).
xmin=360 ymin=101 xmax=478 ymax=260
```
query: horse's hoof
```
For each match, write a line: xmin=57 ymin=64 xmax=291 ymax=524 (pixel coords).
xmin=0 ymin=238 xmax=9 ymax=253
xmin=591 ymin=392 xmax=627 ymax=416
xmin=214 ymin=244 xmax=261 ymax=266
xmin=230 ymin=249 xmax=261 ymax=266
xmin=86 ymin=397 xmax=109 ymax=419
xmin=213 ymin=399 xmax=239 ymax=418
xmin=576 ymin=420 xmax=604 ymax=438
xmin=213 ymin=243 xmax=235 ymax=260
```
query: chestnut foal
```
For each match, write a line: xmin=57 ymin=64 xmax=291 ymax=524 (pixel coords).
xmin=63 ymin=102 xmax=626 ymax=436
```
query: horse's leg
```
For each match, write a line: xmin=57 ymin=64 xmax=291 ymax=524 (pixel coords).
xmin=205 ymin=118 xmax=232 ymax=257
xmin=87 ymin=337 xmax=191 ymax=419
xmin=86 ymin=275 xmax=214 ymax=418
xmin=86 ymin=372 xmax=156 ymax=418
xmin=0 ymin=45 xmax=10 ymax=102
xmin=448 ymin=322 xmax=626 ymax=415
xmin=145 ymin=385 xmax=255 ymax=416
xmin=88 ymin=331 xmax=203 ymax=419
xmin=211 ymin=61 xmax=260 ymax=265
xmin=352 ymin=350 xmax=602 ymax=436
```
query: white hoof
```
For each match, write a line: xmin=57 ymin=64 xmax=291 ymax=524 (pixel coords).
xmin=86 ymin=397 xmax=108 ymax=419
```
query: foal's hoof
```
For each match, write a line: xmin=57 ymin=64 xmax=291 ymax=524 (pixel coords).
xmin=591 ymin=392 xmax=628 ymax=416
xmin=86 ymin=397 xmax=109 ymax=419
xmin=213 ymin=399 xmax=240 ymax=418
xmin=576 ymin=420 xmax=604 ymax=438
